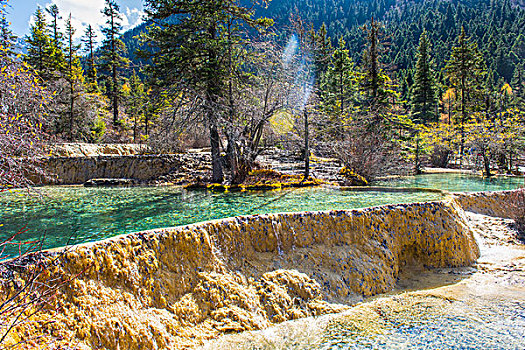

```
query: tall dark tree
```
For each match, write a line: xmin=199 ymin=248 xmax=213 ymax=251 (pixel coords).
xmin=321 ymin=37 xmax=358 ymax=119
xmin=411 ymin=30 xmax=437 ymax=124
xmin=361 ymin=18 xmax=382 ymax=103
xmin=310 ymin=23 xmax=333 ymax=79
xmin=143 ymin=0 xmax=271 ymax=183
xmin=126 ymin=70 xmax=145 ymax=142
xmin=0 ymin=13 xmax=16 ymax=57
xmin=63 ymin=14 xmax=83 ymax=140
xmin=99 ymin=0 xmax=129 ymax=125
xmin=82 ymin=24 xmax=98 ymax=92
xmin=360 ymin=18 xmax=393 ymax=110
xmin=24 ymin=7 xmax=56 ymax=80
xmin=511 ymin=63 xmax=525 ymax=107
xmin=445 ymin=27 xmax=486 ymax=167
xmin=45 ymin=4 xmax=65 ymax=73
xmin=46 ymin=5 xmax=62 ymax=51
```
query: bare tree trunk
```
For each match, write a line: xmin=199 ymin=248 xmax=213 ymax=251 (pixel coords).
xmin=415 ymin=133 xmax=422 ymax=175
xmin=209 ymin=112 xmax=223 ymax=183
xmin=303 ymin=108 xmax=310 ymax=181
xmin=483 ymin=150 xmax=491 ymax=177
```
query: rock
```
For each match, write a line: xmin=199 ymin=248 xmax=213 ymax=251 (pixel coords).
xmin=339 ymin=167 xmax=369 ymax=186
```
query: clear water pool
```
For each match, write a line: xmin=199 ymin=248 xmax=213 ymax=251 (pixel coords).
xmin=0 ymin=186 xmax=440 ymax=259
xmin=376 ymin=173 xmax=524 ymax=192
xmin=0 ymin=173 xmax=522 ymax=259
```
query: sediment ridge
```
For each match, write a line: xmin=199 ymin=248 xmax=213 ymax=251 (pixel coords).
xmin=1 ymin=191 xmax=496 ymax=349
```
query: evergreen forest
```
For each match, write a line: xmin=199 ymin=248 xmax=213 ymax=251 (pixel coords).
xmin=1 ymin=0 xmax=525 ymax=187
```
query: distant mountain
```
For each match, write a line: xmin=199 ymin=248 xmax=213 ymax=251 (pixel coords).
xmin=116 ymin=0 xmax=525 ymax=90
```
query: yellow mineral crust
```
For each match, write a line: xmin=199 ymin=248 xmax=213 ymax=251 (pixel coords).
xmin=1 ymin=195 xmax=488 ymax=349
xmin=453 ymin=190 xmax=519 ymax=218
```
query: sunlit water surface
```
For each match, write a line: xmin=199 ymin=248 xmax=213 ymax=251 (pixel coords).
xmin=376 ymin=173 xmax=524 ymax=192
xmin=203 ymin=294 xmax=525 ymax=350
xmin=1 ymin=173 xmax=523 ymax=347
xmin=0 ymin=174 xmax=522 ymax=258
xmin=0 ymin=186 xmax=439 ymax=258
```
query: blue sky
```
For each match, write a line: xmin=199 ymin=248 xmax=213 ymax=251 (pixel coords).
xmin=5 ymin=0 xmax=144 ymax=39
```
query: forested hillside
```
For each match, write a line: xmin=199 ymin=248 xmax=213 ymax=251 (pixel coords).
xmin=2 ymin=0 xmax=525 ymax=188
xmin=254 ymin=0 xmax=525 ymax=96
xmin=119 ymin=0 xmax=525 ymax=98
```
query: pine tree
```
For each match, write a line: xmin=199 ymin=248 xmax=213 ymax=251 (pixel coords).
xmin=63 ymin=14 xmax=84 ymax=140
xmin=125 ymin=70 xmax=145 ymax=142
xmin=46 ymin=5 xmax=62 ymax=51
xmin=361 ymin=18 xmax=382 ymax=103
xmin=99 ymin=0 xmax=129 ymax=125
xmin=311 ymin=23 xmax=333 ymax=79
xmin=45 ymin=4 xmax=66 ymax=73
xmin=511 ymin=63 xmax=524 ymax=108
xmin=321 ymin=37 xmax=358 ymax=119
xmin=0 ymin=13 xmax=16 ymax=57
xmin=82 ymin=25 xmax=98 ymax=92
xmin=24 ymin=7 xmax=56 ymax=80
xmin=143 ymin=0 xmax=272 ymax=183
xmin=360 ymin=18 xmax=394 ymax=110
xmin=445 ymin=27 xmax=486 ymax=167
xmin=411 ymin=30 xmax=437 ymax=124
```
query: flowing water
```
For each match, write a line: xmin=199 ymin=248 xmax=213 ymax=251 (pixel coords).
xmin=0 ymin=174 xmax=522 ymax=259
xmin=0 ymin=186 xmax=440 ymax=258
xmin=203 ymin=214 xmax=525 ymax=350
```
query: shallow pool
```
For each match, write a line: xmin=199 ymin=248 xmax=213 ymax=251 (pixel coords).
xmin=0 ymin=186 xmax=440 ymax=258
xmin=376 ymin=173 xmax=524 ymax=192
xmin=0 ymin=173 xmax=522 ymax=259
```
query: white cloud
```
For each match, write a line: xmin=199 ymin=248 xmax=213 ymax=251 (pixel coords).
xmin=30 ymin=0 xmax=143 ymax=44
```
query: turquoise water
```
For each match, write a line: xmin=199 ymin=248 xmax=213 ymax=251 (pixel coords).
xmin=0 ymin=173 xmax=522 ymax=259
xmin=376 ymin=173 xmax=524 ymax=192
xmin=0 ymin=186 xmax=440 ymax=259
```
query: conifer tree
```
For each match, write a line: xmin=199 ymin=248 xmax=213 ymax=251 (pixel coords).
xmin=0 ymin=13 xmax=16 ymax=57
xmin=63 ymin=14 xmax=84 ymax=140
xmin=411 ymin=30 xmax=437 ymax=124
xmin=143 ymin=0 xmax=272 ymax=183
xmin=82 ymin=25 xmax=98 ymax=92
xmin=24 ymin=7 xmax=56 ymax=80
xmin=360 ymin=18 xmax=394 ymax=110
xmin=311 ymin=23 xmax=333 ymax=79
xmin=511 ymin=63 xmax=524 ymax=108
xmin=45 ymin=4 xmax=66 ymax=73
xmin=321 ymin=37 xmax=357 ymax=118
xmin=46 ymin=5 xmax=62 ymax=51
xmin=125 ymin=70 xmax=145 ymax=142
xmin=445 ymin=27 xmax=486 ymax=167
xmin=99 ymin=0 xmax=129 ymax=125
xmin=361 ymin=18 xmax=382 ymax=103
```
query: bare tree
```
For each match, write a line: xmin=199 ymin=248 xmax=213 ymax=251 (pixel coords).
xmin=0 ymin=48 xmax=50 ymax=189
